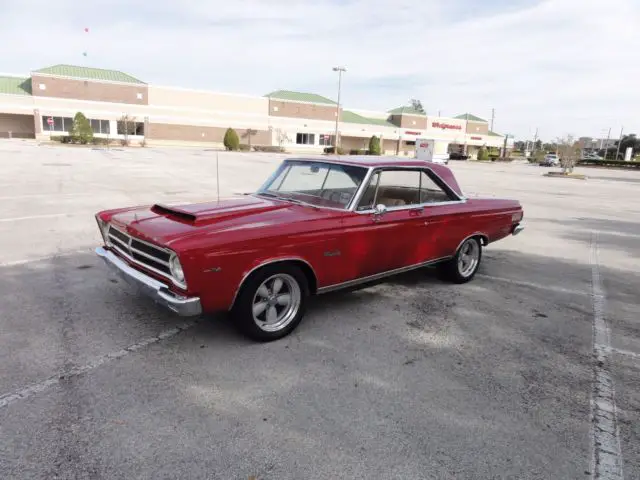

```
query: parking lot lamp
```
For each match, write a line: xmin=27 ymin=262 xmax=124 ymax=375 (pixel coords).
xmin=332 ymin=66 xmax=346 ymax=151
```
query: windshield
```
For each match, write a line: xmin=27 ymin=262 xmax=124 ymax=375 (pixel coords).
xmin=257 ymin=160 xmax=368 ymax=209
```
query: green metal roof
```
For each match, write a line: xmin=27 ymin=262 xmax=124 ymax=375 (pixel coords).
xmin=387 ymin=106 xmax=426 ymax=116
xmin=265 ymin=90 xmax=336 ymax=105
xmin=488 ymin=131 xmax=503 ymax=137
xmin=0 ymin=76 xmax=32 ymax=96
xmin=455 ymin=113 xmax=487 ymax=122
xmin=342 ymin=110 xmax=396 ymax=128
xmin=33 ymin=64 xmax=145 ymax=84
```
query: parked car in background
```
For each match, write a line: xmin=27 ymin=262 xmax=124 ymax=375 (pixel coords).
xmin=582 ymin=152 xmax=603 ymax=160
xmin=449 ymin=152 xmax=470 ymax=160
xmin=540 ymin=153 xmax=560 ymax=166
xmin=95 ymin=157 xmax=525 ymax=341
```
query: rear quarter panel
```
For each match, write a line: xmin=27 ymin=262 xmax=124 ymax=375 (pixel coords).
xmin=432 ymin=198 xmax=523 ymax=257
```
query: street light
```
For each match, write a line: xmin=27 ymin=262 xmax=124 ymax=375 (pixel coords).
xmin=332 ymin=66 xmax=346 ymax=152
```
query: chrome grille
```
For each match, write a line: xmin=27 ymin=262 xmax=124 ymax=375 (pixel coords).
xmin=107 ymin=225 xmax=172 ymax=277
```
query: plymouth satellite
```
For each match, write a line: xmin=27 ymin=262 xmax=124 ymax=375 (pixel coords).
xmin=95 ymin=156 xmax=524 ymax=341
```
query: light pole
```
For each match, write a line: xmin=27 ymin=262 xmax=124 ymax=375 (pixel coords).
xmin=332 ymin=66 xmax=346 ymax=152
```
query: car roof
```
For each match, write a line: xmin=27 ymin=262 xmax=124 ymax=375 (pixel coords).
xmin=288 ymin=155 xmax=435 ymax=168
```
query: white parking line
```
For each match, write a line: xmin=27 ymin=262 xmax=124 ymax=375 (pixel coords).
xmin=0 ymin=213 xmax=71 ymax=222
xmin=0 ymin=320 xmax=198 ymax=409
xmin=606 ymin=347 xmax=640 ymax=361
xmin=0 ymin=248 xmax=94 ymax=267
xmin=476 ymin=274 xmax=587 ymax=297
xmin=589 ymin=231 xmax=624 ymax=479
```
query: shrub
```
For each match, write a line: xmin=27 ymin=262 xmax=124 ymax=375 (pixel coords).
xmin=477 ymin=147 xmax=489 ymax=161
xmin=578 ymin=159 xmax=640 ymax=169
xmin=223 ymin=128 xmax=240 ymax=151
xmin=239 ymin=143 xmax=251 ymax=151
xmin=92 ymin=137 xmax=110 ymax=145
xmin=253 ymin=146 xmax=285 ymax=153
xmin=323 ymin=146 xmax=345 ymax=155
xmin=70 ymin=112 xmax=93 ymax=144
xmin=368 ymin=136 xmax=381 ymax=155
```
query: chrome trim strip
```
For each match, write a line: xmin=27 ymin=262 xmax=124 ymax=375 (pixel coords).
xmin=316 ymin=256 xmax=452 ymax=294
xmin=110 ymin=226 xmax=172 ymax=256
xmin=454 ymin=232 xmax=489 ymax=252
xmin=355 ymin=199 xmax=466 ymax=215
xmin=96 ymin=247 xmax=201 ymax=316
xmin=129 ymin=246 xmax=171 ymax=266
xmin=107 ymin=226 xmax=186 ymax=289
xmin=108 ymin=233 xmax=130 ymax=251
xmin=228 ymin=257 xmax=319 ymax=310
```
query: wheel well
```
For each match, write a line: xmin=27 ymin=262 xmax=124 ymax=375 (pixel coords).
xmin=232 ymin=259 xmax=319 ymax=309
xmin=476 ymin=235 xmax=489 ymax=247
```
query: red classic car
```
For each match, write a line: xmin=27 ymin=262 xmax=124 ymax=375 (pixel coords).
xmin=95 ymin=156 xmax=524 ymax=341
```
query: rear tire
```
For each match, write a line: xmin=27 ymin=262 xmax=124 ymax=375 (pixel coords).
xmin=231 ymin=264 xmax=309 ymax=342
xmin=438 ymin=237 xmax=482 ymax=284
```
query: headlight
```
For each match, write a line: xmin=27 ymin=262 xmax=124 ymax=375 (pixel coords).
xmin=169 ymin=254 xmax=185 ymax=284
xmin=95 ymin=216 xmax=111 ymax=246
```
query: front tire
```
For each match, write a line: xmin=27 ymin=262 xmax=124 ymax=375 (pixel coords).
xmin=438 ymin=237 xmax=482 ymax=284
xmin=231 ymin=264 xmax=309 ymax=342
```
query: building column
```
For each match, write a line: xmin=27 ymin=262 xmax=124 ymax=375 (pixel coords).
xmin=379 ymin=134 xmax=384 ymax=155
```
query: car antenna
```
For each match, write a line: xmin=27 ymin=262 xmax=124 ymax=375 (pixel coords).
xmin=216 ymin=152 xmax=220 ymax=203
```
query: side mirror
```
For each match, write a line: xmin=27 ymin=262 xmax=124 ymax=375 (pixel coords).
xmin=373 ymin=204 xmax=387 ymax=216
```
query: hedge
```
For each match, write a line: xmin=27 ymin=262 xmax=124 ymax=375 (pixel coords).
xmin=323 ymin=146 xmax=345 ymax=155
xmin=253 ymin=145 xmax=285 ymax=153
xmin=50 ymin=135 xmax=112 ymax=145
xmin=578 ymin=159 xmax=640 ymax=169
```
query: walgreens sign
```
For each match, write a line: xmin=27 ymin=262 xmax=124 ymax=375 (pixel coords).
xmin=432 ymin=121 xmax=462 ymax=131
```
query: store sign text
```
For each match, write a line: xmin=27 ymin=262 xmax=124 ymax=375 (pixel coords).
xmin=470 ymin=136 xmax=482 ymax=140
xmin=404 ymin=131 xmax=421 ymax=135
xmin=432 ymin=122 xmax=462 ymax=131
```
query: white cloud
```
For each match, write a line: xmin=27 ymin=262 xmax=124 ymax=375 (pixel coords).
xmin=1 ymin=0 xmax=638 ymax=140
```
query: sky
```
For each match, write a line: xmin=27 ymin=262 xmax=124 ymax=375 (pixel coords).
xmin=1 ymin=0 xmax=638 ymax=141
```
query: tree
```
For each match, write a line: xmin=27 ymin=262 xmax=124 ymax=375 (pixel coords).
xmin=118 ymin=114 xmax=137 ymax=146
xmin=534 ymin=139 xmax=542 ymax=151
xmin=70 ymin=112 xmax=93 ymax=144
xmin=409 ymin=99 xmax=425 ymax=114
xmin=242 ymin=128 xmax=258 ymax=149
xmin=616 ymin=134 xmax=639 ymax=159
xmin=223 ymin=127 xmax=240 ymax=151
xmin=368 ymin=135 xmax=381 ymax=155
xmin=556 ymin=135 xmax=581 ymax=173
xmin=275 ymin=128 xmax=290 ymax=150
xmin=477 ymin=147 xmax=489 ymax=160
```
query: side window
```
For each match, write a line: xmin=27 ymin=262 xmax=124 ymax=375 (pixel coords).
xmin=419 ymin=171 xmax=454 ymax=203
xmin=376 ymin=170 xmax=421 ymax=206
xmin=358 ymin=170 xmax=421 ymax=209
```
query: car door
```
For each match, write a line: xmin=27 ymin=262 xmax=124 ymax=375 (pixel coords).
xmin=339 ymin=168 xmax=439 ymax=280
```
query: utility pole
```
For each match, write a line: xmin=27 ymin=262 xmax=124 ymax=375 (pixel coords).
xmin=533 ymin=127 xmax=539 ymax=153
xmin=490 ymin=108 xmax=495 ymax=132
xmin=614 ymin=127 xmax=624 ymax=160
xmin=603 ymin=127 xmax=611 ymax=160
xmin=332 ymin=66 xmax=346 ymax=152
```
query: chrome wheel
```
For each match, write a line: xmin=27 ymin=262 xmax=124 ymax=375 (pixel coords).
xmin=252 ymin=274 xmax=301 ymax=332
xmin=457 ymin=239 xmax=480 ymax=277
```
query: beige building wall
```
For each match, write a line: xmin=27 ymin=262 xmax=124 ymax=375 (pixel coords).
xmin=149 ymin=86 xmax=268 ymax=115
xmin=0 ymin=113 xmax=36 ymax=136
xmin=268 ymin=99 xmax=339 ymax=122
xmin=32 ymin=75 xmax=148 ymax=105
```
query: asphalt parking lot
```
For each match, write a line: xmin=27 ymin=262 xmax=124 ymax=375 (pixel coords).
xmin=1 ymin=140 xmax=638 ymax=479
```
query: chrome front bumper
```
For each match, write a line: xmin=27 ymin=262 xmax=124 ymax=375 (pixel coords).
xmin=512 ymin=223 xmax=525 ymax=236
xmin=96 ymin=247 xmax=202 ymax=316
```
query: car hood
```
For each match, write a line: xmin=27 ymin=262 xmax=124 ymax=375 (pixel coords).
xmin=107 ymin=195 xmax=336 ymax=249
